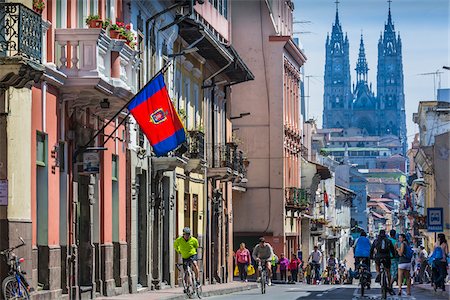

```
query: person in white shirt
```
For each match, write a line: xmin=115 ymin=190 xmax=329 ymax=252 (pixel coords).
xmin=309 ymin=246 xmax=323 ymax=282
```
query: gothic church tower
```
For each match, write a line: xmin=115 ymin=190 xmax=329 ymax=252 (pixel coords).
xmin=377 ymin=4 xmax=407 ymax=153
xmin=323 ymin=4 xmax=352 ymax=129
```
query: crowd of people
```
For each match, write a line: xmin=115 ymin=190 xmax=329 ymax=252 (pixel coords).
xmin=233 ymin=231 xmax=449 ymax=294
xmin=352 ymin=229 xmax=449 ymax=296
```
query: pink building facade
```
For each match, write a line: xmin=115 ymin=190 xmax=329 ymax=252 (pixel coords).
xmin=230 ymin=0 xmax=307 ymax=257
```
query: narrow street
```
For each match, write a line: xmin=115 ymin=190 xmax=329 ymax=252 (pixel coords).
xmin=209 ymin=282 xmax=450 ymax=300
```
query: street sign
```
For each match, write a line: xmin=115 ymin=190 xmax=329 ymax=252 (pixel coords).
xmin=427 ymin=208 xmax=444 ymax=232
xmin=0 ymin=180 xmax=7 ymax=206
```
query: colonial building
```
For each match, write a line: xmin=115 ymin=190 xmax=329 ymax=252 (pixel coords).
xmin=230 ymin=0 xmax=307 ymax=257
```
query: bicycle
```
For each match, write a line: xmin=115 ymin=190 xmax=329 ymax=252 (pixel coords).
xmin=1 ymin=237 xmax=32 ymax=300
xmin=257 ymin=260 xmax=269 ymax=294
xmin=176 ymin=260 xmax=202 ymax=299
xmin=310 ymin=262 xmax=321 ymax=284
xmin=379 ymin=259 xmax=389 ymax=300
xmin=356 ymin=262 xmax=371 ymax=297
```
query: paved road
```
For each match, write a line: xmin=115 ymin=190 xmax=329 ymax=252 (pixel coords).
xmin=208 ymin=282 xmax=450 ymax=300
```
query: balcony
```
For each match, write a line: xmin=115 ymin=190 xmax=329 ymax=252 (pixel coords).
xmin=184 ymin=130 xmax=207 ymax=173
xmin=285 ymin=188 xmax=309 ymax=211
xmin=0 ymin=3 xmax=44 ymax=88
xmin=186 ymin=130 xmax=205 ymax=160
xmin=207 ymin=142 xmax=246 ymax=180
xmin=54 ymin=28 xmax=140 ymax=118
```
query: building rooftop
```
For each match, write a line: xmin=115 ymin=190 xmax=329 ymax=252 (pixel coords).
xmin=366 ymin=168 xmax=405 ymax=174
xmin=322 ymin=147 xmax=390 ymax=152
xmin=317 ymin=128 xmax=344 ymax=134
xmin=329 ymin=136 xmax=380 ymax=142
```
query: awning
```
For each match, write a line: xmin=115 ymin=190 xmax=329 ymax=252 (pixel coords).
xmin=178 ymin=18 xmax=254 ymax=84
xmin=308 ymin=161 xmax=332 ymax=180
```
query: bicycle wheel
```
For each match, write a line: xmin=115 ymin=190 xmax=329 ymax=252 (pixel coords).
xmin=185 ymin=269 xmax=194 ymax=298
xmin=260 ymin=270 xmax=266 ymax=294
xmin=2 ymin=275 xmax=30 ymax=300
xmin=381 ymin=271 xmax=387 ymax=300
xmin=360 ymin=276 xmax=365 ymax=297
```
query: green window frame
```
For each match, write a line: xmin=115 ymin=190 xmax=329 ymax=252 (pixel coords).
xmin=36 ymin=132 xmax=47 ymax=167
xmin=112 ymin=155 xmax=118 ymax=181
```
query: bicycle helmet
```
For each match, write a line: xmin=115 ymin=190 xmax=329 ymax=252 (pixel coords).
xmin=183 ymin=227 xmax=191 ymax=235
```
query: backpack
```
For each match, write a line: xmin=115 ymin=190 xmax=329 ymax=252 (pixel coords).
xmin=433 ymin=246 xmax=444 ymax=260
xmin=377 ymin=237 xmax=390 ymax=254
xmin=403 ymin=243 xmax=413 ymax=261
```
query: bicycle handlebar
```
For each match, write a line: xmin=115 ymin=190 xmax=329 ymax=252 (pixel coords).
xmin=0 ymin=237 xmax=26 ymax=255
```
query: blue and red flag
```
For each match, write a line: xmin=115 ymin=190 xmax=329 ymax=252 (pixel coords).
xmin=128 ymin=73 xmax=186 ymax=156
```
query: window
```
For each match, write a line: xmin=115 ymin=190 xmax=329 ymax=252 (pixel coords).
xmin=36 ymin=132 xmax=47 ymax=166
xmin=112 ymin=155 xmax=118 ymax=181
xmin=193 ymin=84 xmax=200 ymax=128
xmin=105 ymin=0 xmax=115 ymax=21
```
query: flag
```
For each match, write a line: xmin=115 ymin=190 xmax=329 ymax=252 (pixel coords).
xmin=128 ymin=73 xmax=186 ymax=156
xmin=324 ymin=190 xmax=329 ymax=207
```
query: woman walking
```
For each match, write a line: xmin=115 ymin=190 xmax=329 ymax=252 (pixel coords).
xmin=397 ymin=234 xmax=412 ymax=296
xmin=235 ymin=243 xmax=251 ymax=282
xmin=279 ymin=253 xmax=290 ymax=282
xmin=432 ymin=234 xmax=448 ymax=291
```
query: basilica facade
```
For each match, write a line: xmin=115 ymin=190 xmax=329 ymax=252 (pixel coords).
xmin=322 ymin=5 xmax=407 ymax=154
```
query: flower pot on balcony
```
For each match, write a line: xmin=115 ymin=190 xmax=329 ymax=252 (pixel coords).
xmin=88 ymin=19 xmax=103 ymax=28
xmin=118 ymin=34 xmax=127 ymax=41
xmin=109 ymin=29 xmax=121 ymax=39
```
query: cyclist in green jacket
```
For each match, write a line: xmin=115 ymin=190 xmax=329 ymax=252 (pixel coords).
xmin=174 ymin=227 xmax=200 ymax=286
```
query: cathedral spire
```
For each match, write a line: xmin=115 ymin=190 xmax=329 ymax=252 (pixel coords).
xmin=335 ymin=0 xmax=340 ymax=25
xmin=356 ymin=34 xmax=369 ymax=83
xmin=385 ymin=0 xmax=395 ymax=34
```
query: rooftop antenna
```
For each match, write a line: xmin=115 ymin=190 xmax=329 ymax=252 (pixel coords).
xmin=418 ymin=70 xmax=443 ymax=100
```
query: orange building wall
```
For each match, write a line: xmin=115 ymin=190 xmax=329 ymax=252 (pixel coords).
xmin=118 ymin=124 xmax=126 ymax=242
xmin=46 ymin=88 xmax=60 ymax=245
xmin=31 ymin=87 xmax=42 ymax=247
xmin=101 ymin=124 xmax=114 ymax=244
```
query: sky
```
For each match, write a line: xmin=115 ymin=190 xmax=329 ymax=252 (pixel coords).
xmin=294 ymin=0 xmax=450 ymax=145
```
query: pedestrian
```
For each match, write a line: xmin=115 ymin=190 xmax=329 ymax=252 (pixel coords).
xmin=278 ymin=253 xmax=289 ymax=282
xmin=235 ymin=243 xmax=251 ymax=282
xmin=388 ymin=229 xmax=399 ymax=288
xmin=432 ymin=233 xmax=448 ymax=291
xmin=289 ymin=254 xmax=301 ymax=283
xmin=271 ymin=253 xmax=279 ymax=280
xmin=417 ymin=246 xmax=428 ymax=284
xmin=397 ymin=233 xmax=412 ymax=296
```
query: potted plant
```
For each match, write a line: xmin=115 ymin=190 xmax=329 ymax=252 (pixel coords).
xmin=109 ymin=21 xmax=125 ymax=39
xmin=85 ymin=15 xmax=102 ymax=28
xmin=102 ymin=18 xmax=111 ymax=30
xmin=33 ymin=0 xmax=45 ymax=14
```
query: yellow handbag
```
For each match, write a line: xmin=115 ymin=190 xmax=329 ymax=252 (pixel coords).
xmin=247 ymin=264 xmax=255 ymax=276
xmin=234 ymin=265 xmax=239 ymax=277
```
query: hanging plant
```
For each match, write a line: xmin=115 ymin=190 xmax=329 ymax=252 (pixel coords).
xmin=33 ymin=0 xmax=45 ymax=14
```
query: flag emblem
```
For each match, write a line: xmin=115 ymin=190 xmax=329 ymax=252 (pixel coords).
xmin=150 ymin=108 xmax=167 ymax=124
xmin=128 ymin=73 xmax=186 ymax=156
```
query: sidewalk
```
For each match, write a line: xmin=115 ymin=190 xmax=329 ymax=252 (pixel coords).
xmin=96 ymin=281 xmax=257 ymax=300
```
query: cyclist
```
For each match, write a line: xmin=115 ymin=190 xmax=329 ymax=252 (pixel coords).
xmin=326 ymin=253 xmax=338 ymax=283
xmin=354 ymin=231 xmax=371 ymax=270
xmin=252 ymin=237 xmax=274 ymax=286
xmin=174 ymin=227 xmax=200 ymax=287
xmin=354 ymin=230 xmax=371 ymax=288
xmin=309 ymin=245 xmax=323 ymax=283
xmin=370 ymin=229 xmax=395 ymax=295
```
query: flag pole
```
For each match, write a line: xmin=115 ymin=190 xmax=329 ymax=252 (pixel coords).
xmin=101 ymin=111 xmax=131 ymax=147
xmin=80 ymin=60 xmax=174 ymax=150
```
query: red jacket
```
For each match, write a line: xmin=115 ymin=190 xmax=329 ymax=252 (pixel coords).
xmin=289 ymin=258 xmax=301 ymax=271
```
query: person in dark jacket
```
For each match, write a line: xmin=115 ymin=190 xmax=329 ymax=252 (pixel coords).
xmin=370 ymin=229 xmax=396 ymax=294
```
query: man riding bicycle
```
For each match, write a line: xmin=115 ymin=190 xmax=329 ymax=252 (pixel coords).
xmin=309 ymin=245 xmax=323 ymax=283
xmin=370 ymin=229 xmax=395 ymax=294
xmin=252 ymin=237 xmax=274 ymax=286
xmin=354 ymin=231 xmax=372 ymax=288
xmin=174 ymin=227 xmax=200 ymax=287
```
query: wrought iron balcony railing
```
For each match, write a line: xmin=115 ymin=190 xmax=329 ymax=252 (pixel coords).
xmin=285 ymin=187 xmax=309 ymax=208
xmin=186 ymin=130 xmax=205 ymax=160
xmin=0 ymin=3 xmax=42 ymax=63
xmin=206 ymin=142 xmax=246 ymax=175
